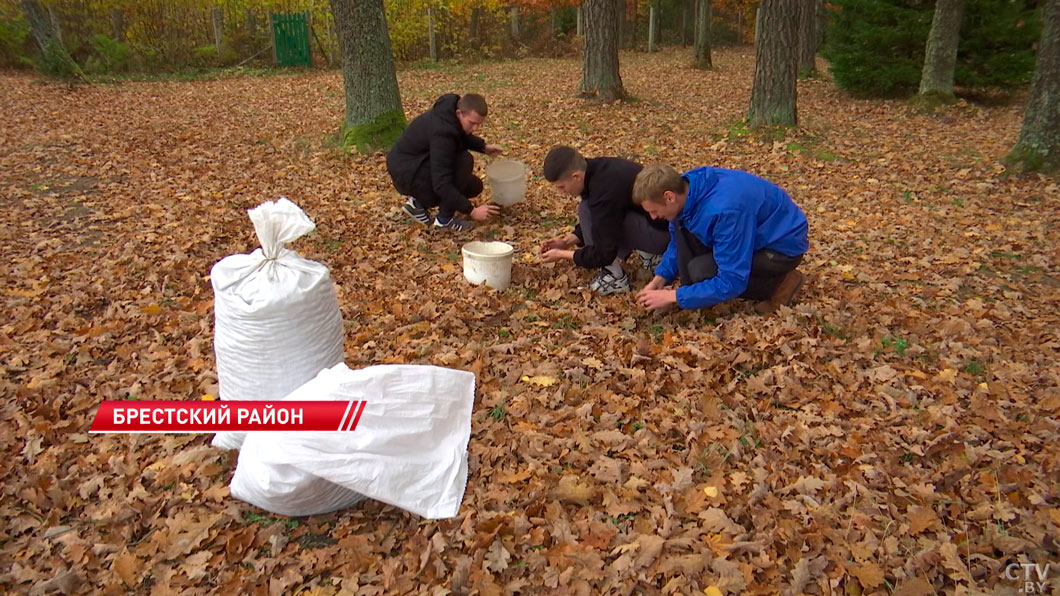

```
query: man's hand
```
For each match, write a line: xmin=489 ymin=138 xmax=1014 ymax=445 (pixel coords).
xmin=636 ymin=276 xmax=677 ymax=310
xmin=540 ymin=233 xmax=577 ymax=253
xmin=485 ymin=144 xmax=505 ymax=156
xmin=470 ymin=204 xmax=501 ymax=222
xmin=540 ymin=249 xmax=575 ymax=264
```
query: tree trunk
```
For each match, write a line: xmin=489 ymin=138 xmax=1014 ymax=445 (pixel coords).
xmin=212 ymin=6 xmax=224 ymax=55
xmin=737 ymin=10 xmax=742 ymax=44
xmin=748 ymin=0 xmax=800 ymax=127
xmin=470 ymin=7 xmax=480 ymax=49
xmin=21 ymin=0 xmax=80 ymax=77
xmin=797 ymin=0 xmax=819 ymax=77
xmin=551 ymin=7 xmax=559 ymax=37
xmin=917 ymin=0 xmax=964 ymax=102
xmin=21 ymin=0 xmax=59 ymax=51
xmin=430 ymin=6 xmax=438 ymax=60
xmin=693 ymin=0 xmax=711 ymax=69
xmin=510 ymin=6 xmax=520 ymax=40
xmin=1004 ymin=0 xmax=1060 ymax=174
xmin=577 ymin=5 xmax=583 ymax=37
xmin=330 ymin=0 xmax=406 ymax=153
xmin=580 ymin=0 xmax=626 ymax=101
xmin=111 ymin=8 xmax=125 ymax=42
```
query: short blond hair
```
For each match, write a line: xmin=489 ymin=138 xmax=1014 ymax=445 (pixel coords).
xmin=633 ymin=164 xmax=685 ymax=205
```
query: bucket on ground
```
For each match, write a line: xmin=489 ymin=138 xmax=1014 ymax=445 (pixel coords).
xmin=462 ymin=241 xmax=515 ymax=290
xmin=485 ymin=160 xmax=527 ymax=206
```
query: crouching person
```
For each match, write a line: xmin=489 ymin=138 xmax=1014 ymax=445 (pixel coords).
xmin=538 ymin=146 xmax=670 ymax=295
xmin=633 ymin=164 xmax=809 ymax=314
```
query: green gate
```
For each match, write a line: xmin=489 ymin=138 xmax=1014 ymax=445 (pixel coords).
xmin=271 ymin=12 xmax=311 ymax=67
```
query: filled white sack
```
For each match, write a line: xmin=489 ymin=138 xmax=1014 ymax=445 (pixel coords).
xmin=211 ymin=198 xmax=344 ymax=451
xmin=230 ymin=363 xmax=475 ymax=519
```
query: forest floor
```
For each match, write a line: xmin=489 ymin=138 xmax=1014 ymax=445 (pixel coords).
xmin=1 ymin=47 xmax=1058 ymax=596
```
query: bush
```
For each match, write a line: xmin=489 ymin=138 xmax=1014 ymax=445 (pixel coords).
xmin=822 ymin=0 xmax=1041 ymax=98
xmin=956 ymin=0 xmax=1040 ymax=87
xmin=821 ymin=0 xmax=930 ymax=97
xmin=0 ymin=9 xmax=31 ymax=68
xmin=37 ymin=38 xmax=82 ymax=79
xmin=85 ymin=34 xmax=134 ymax=73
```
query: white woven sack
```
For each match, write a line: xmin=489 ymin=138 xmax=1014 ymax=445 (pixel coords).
xmin=211 ymin=198 xmax=344 ymax=451
xmin=230 ymin=363 xmax=475 ymax=519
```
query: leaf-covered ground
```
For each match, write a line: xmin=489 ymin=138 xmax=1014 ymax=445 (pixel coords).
xmin=2 ymin=48 xmax=1058 ymax=596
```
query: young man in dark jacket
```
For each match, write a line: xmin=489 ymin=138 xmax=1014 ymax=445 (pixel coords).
xmin=386 ymin=93 xmax=503 ymax=232
xmin=538 ymin=146 xmax=671 ymax=295
xmin=633 ymin=164 xmax=809 ymax=314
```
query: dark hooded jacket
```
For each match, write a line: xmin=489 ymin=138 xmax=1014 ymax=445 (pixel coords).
xmin=386 ymin=94 xmax=487 ymax=215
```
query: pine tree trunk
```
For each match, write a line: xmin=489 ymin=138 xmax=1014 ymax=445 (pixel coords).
xmin=797 ymin=0 xmax=819 ymax=77
xmin=693 ymin=0 xmax=711 ymax=69
xmin=1004 ymin=0 xmax=1060 ymax=174
xmin=330 ymin=0 xmax=406 ymax=153
xmin=580 ymin=0 xmax=626 ymax=101
xmin=917 ymin=0 xmax=963 ymax=102
xmin=748 ymin=0 xmax=800 ymax=127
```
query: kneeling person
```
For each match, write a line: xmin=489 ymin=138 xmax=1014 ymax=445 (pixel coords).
xmin=633 ymin=164 xmax=809 ymax=314
xmin=539 ymin=146 xmax=670 ymax=295
xmin=386 ymin=93 xmax=503 ymax=232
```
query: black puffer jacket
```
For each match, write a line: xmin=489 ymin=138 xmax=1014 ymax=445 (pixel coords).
xmin=386 ymin=94 xmax=487 ymax=214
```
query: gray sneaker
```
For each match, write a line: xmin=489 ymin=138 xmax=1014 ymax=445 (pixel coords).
xmin=402 ymin=197 xmax=431 ymax=226
xmin=590 ymin=269 xmax=631 ymax=295
xmin=433 ymin=215 xmax=473 ymax=232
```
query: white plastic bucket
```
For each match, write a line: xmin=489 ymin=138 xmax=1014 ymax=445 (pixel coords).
xmin=485 ymin=160 xmax=527 ymax=206
xmin=462 ymin=241 xmax=515 ymax=290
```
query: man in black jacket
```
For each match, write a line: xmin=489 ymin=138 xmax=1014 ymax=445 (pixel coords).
xmin=539 ymin=146 xmax=670 ymax=295
xmin=386 ymin=93 xmax=503 ymax=232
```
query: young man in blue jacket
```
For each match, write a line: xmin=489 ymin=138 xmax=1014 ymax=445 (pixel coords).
xmin=538 ymin=146 xmax=670 ymax=295
xmin=386 ymin=93 xmax=504 ymax=232
xmin=632 ymin=164 xmax=809 ymax=314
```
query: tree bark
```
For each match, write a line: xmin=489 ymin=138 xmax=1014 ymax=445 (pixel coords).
xmin=797 ymin=0 xmax=820 ymax=77
xmin=917 ymin=0 xmax=963 ymax=100
xmin=510 ymin=6 xmax=520 ymax=41
xmin=577 ymin=5 xmax=583 ymax=37
xmin=580 ymin=0 xmax=626 ymax=101
xmin=330 ymin=0 xmax=406 ymax=152
xmin=693 ymin=0 xmax=711 ymax=69
xmin=21 ymin=0 xmax=59 ymax=51
xmin=1004 ymin=0 xmax=1060 ymax=174
xmin=748 ymin=0 xmax=800 ymax=127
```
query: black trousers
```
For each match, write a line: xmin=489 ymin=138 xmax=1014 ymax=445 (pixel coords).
xmin=399 ymin=151 xmax=483 ymax=219
xmin=676 ymin=219 xmax=802 ymax=301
